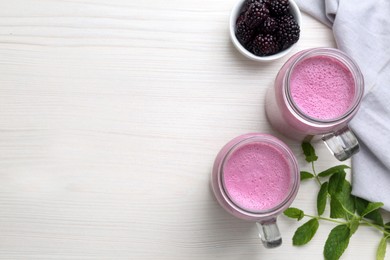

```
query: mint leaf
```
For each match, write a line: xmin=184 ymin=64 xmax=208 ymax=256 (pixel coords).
xmin=293 ymin=218 xmax=319 ymax=246
xmin=330 ymin=196 xmax=346 ymax=219
xmin=376 ymin=237 xmax=387 ymax=260
xmin=324 ymin=224 xmax=351 ymax=260
xmin=300 ymin=171 xmax=314 ymax=181
xmin=355 ymin=197 xmax=369 ymax=215
xmin=317 ymin=182 xmax=328 ymax=216
xmin=302 ymin=142 xmax=318 ymax=162
xmin=349 ymin=216 xmax=360 ymax=236
xmin=361 ymin=202 xmax=384 ymax=217
xmin=385 ymin=222 xmax=390 ymax=233
xmin=365 ymin=210 xmax=384 ymax=226
xmin=328 ymin=180 xmax=355 ymax=219
xmin=284 ymin=207 xmax=304 ymax=221
xmin=355 ymin=197 xmax=384 ymax=226
xmin=328 ymin=171 xmax=346 ymax=195
xmin=318 ymin=165 xmax=350 ymax=177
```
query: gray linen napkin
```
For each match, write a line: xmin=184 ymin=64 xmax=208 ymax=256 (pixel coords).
xmin=294 ymin=0 xmax=390 ymax=210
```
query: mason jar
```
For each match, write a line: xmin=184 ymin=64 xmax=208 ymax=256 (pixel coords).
xmin=265 ymin=48 xmax=364 ymax=161
xmin=211 ymin=133 xmax=300 ymax=248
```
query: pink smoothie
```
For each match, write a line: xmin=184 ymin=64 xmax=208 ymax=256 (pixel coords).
xmin=290 ymin=55 xmax=355 ymax=120
xmin=222 ymin=142 xmax=291 ymax=212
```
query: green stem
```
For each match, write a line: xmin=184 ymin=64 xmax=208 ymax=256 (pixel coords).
xmin=305 ymin=213 xmax=390 ymax=236
xmin=360 ymin=220 xmax=390 ymax=236
xmin=311 ymin=161 xmax=322 ymax=186
xmin=304 ymin=214 xmax=346 ymax=224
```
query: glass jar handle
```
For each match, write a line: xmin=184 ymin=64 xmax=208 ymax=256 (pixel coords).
xmin=256 ymin=219 xmax=282 ymax=248
xmin=322 ymin=125 xmax=359 ymax=161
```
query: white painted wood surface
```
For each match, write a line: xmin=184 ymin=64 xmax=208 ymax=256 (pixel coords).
xmin=0 ymin=1 xmax=388 ymax=259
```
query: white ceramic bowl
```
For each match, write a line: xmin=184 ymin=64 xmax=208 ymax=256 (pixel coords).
xmin=229 ymin=0 xmax=302 ymax=62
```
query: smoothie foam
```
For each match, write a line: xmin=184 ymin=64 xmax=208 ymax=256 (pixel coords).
xmin=222 ymin=142 xmax=291 ymax=212
xmin=290 ymin=55 xmax=355 ymax=120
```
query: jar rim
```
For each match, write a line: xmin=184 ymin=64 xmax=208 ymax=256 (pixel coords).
xmin=284 ymin=48 xmax=364 ymax=125
xmin=218 ymin=134 xmax=300 ymax=218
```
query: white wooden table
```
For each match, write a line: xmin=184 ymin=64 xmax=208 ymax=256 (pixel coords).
xmin=0 ymin=1 xmax=388 ymax=259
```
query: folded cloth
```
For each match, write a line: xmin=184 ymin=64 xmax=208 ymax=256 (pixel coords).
xmin=294 ymin=0 xmax=390 ymax=210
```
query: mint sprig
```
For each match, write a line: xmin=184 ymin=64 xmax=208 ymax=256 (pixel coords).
xmin=284 ymin=142 xmax=390 ymax=260
xmin=293 ymin=218 xmax=319 ymax=246
xmin=302 ymin=142 xmax=318 ymax=163
xmin=317 ymin=182 xmax=328 ymax=216
xmin=324 ymin=224 xmax=351 ymax=260
xmin=377 ymin=236 xmax=388 ymax=260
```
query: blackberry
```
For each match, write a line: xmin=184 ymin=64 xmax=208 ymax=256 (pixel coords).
xmin=235 ymin=14 xmax=254 ymax=45
xmin=267 ymin=0 xmax=289 ymax=17
xmin=251 ymin=34 xmax=279 ymax=56
xmin=277 ymin=14 xmax=295 ymax=24
xmin=262 ymin=17 xmax=278 ymax=33
xmin=244 ymin=2 xmax=270 ymax=29
xmin=241 ymin=0 xmax=269 ymax=13
xmin=236 ymin=12 xmax=246 ymax=25
xmin=276 ymin=14 xmax=300 ymax=50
